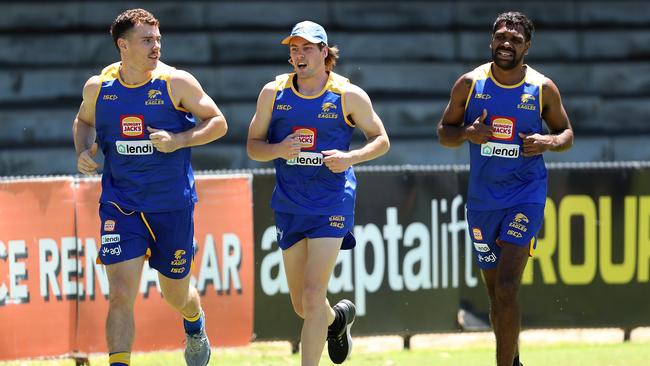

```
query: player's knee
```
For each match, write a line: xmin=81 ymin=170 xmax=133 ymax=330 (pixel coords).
xmin=494 ymin=280 xmax=520 ymax=306
xmin=291 ymin=301 xmax=305 ymax=319
xmin=163 ymin=291 xmax=190 ymax=311
xmin=108 ymin=283 xmax=137 ymax=308
xmin=301 ymin=285 xmax=326 ymax=316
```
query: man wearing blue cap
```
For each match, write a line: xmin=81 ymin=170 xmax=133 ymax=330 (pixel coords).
xmin=247 ymin=21 xmax=390 ymax=366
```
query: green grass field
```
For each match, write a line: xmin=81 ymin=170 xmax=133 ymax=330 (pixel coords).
xmin=2 ymin=338 xmax=650 ymax=366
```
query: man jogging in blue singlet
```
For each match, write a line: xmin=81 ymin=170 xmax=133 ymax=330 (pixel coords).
xmin=247 ymin=21 xmax=389 ymax=366
xmin=73 ymin=8 xmax=227 ymax=366
xmin=437 ymin=11 xmax=573 ymax=366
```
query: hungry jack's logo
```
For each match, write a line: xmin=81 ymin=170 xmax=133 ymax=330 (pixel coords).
xmin=120 ymin=115 xmax=145 ymax=138
xmin=293 ymin=127 xmax=317 ymax=150
xmin=490 ymin=116 xmax=516 ymax=141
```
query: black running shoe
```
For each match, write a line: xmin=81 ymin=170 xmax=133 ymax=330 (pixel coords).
xmin=327 ymin=300 xmax=356 ymax=364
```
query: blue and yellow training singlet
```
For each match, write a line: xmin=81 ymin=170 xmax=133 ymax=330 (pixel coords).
xmin=464 ymin=62 xmax=547 ymax=211
xmin=94 ymin=62 xmax=197 ymax=212
xmin=268 ymin=72 xmax=356 ymax=215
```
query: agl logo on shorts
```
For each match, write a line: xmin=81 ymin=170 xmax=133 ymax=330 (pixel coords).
xmin=120 ymin=115 xmax=145 ymax=138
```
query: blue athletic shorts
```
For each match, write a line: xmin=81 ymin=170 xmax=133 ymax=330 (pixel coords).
xmin=466 ymin=203 xmax=544 ymax=270
xmin=98 ymin=202 xmax=195 ymax=279
xmin=274 ymin=211 xmax=356 ymax=250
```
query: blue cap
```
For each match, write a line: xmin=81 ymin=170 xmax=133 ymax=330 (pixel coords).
xmin=281 ymin=20 xmax=328 ymax=46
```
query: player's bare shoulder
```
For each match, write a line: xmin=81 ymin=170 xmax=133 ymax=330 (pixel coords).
xmin=253 ymin=80 xmax=276 ymax=107
xmin=541 ymin=76 xmax=559 ymax=93
xmin=447 ymin=71 xmax=474 ymax=106
xmin=82 ymin=75 xmax=102 ymax=102
xmin=76 ymin=74 xmax=102 ymax=126
xmin=456 ymin=71 xmax=474 ymax=92
xmin=169 ymin=67 xmax=202 ymax=92
xmin=540 ymin=75 xmax=563 ymax=109
xmin=342 ymin=81 xmax=372 ymax=108
xmin=260 ymin=80 xmax=278 ymax=98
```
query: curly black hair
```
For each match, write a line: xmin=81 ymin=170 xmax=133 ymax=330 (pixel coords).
xmin=492 ymin=11 xmax=535 ymax=42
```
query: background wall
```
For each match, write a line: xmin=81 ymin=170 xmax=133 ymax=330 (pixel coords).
xmin=1 ymin=0 xmax=649 ymax=175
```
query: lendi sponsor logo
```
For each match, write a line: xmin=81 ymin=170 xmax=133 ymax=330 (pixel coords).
xmin=101 ymin=234 xmax=121 ymax=245
xmin=480 ymin=141 xmax=519 ymax=159
xmin=286 ymin=152 xmax=323 ymax=166
xmin=116 ymin=140 xmax=154 ymax=155
xmin=293 ymin=127 xmax=317 ymax=150
xmin=120 ymin=115 xmax=145 ymax=138
xmin=491 ymin=116 xmax=515 ymax=141
xmin=474 ymin=242 xmax=490 ymax=253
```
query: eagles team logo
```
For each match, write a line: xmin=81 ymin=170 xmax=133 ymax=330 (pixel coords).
xmin=514 ymin=213 xmax=529 ymax=223
xmin=321 ymin=102 xmax=337 ymax=112
xmin=318 ymin=102 xmax=338 ymax=118
xmin=517 ymin=93 xmax=536 ymax=111
xmin=171 ymin=249 xmax=187 ymax=266
xmin=148 ymin=89 xmax=162 ymax=99
xmin=174 ymin=250 xmax=186 ymax=260
xmin=520 ymin=94 xmax=535 ymax=103
xmin=145 ymin=89 xmax=164 ymax=105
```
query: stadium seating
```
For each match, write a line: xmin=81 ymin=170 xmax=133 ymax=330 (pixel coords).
xmin=1 ymin=1 xmax=649 ymax=175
